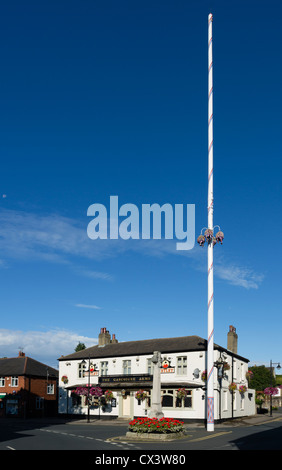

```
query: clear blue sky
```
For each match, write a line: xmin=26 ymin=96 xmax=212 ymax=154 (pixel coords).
xmin=0 ymin=0 xmax=281 ymax=370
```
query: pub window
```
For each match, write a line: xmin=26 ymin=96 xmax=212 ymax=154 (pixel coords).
xmin=176 ymin=356 xmax=187 ymax=375
xmin=100 ymin=361 xmax=108 ymax=376
xmin=161 ymin=390 xmax=174 ymax=407
xmin=233 ymin=360 xmax=237 ymax=379
xmin=78 ymin=362 xmax=86 ymax=378
xmin=161 ymin=389 xmax=192 ymax=409
xmin=123 ymin=360 xmax=131 ymax=375
xmin=223 ymin=390 xmax=228 ymax=411
xmin=72 ymin=392 xmax=82 ymax=407
xmin=176 ymin=390 xmax=192 ymax=408
xmin=147 ymin=359 xmax=152 ymax=375
xmin=240 ymin=395 xmax=244 ymax=411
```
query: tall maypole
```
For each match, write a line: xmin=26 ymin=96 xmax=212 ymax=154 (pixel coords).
xmin=197 ymin=13 xmax=224 ymax=432
xmin=207 ymin=12 xmax=215 ymax=433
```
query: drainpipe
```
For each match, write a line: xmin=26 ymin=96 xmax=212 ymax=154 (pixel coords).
xmin=231 ymin=356 xmax=234 ymax=419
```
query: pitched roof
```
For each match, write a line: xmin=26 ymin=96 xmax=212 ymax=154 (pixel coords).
xmin=59 ymin=335 xmax=249 ymax=362
xmin=0 ymin=356 xmax=58 ymax=378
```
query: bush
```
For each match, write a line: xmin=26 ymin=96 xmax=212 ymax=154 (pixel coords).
xmin=128 ymin=417 xmax=184 ymax=434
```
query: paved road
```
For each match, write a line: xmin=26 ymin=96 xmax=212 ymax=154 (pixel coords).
xmin=0 ymin=411 xmax=282 ymax=454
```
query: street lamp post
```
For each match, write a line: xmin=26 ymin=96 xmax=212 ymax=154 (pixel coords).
xmin=214 ymin=356 xmax=224 ymax=422
xmin=269 ymin=360 xmax=281 ymax=417
xmin=80 ymin=357 xmax=91 ymax=423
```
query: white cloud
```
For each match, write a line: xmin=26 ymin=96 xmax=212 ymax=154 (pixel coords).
xmin=75 ymin=304 xmax=102 ymax=310
xmin=215 ymin=264 xmax=264 ymax=289
xmin=0 ymin=328 xmax=98 ymax=369
xmin=0 ymin=208 xmax=263 ymax=290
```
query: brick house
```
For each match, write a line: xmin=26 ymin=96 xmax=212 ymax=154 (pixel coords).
xmin=0 ymin=352 xmax=58 ymax=418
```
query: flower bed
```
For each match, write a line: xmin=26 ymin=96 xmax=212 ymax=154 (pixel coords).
xmin=128 ymin=417 xmax=184 ymax=434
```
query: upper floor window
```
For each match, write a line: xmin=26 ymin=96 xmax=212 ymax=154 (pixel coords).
xmin=0 ymin=377 xmax=5 ymax=387
xmin=147 ymin=359 xmax=152 ymax=375
xmin=78 ymin=362 xmax=86 ymax=379
xmin=100 ymin=361 xmax=108 ymax=376
xmin=11 ymin=377 xmax=18 ymax=387
xmin=123 ymin=360 xmax=131 ymax=375
xmin=233 ymin=360 xmax=237 ymax=379
xmin=177 ymin=356 xmax=187 ymax=375
xmin=47 ymin=384 xmax=54 ymax=395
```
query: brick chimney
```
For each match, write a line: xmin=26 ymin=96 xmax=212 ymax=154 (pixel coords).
xmin=111 ymin=333 xmax=118 ymax=344
xmin=227 ymin=325 xmax=238 ymax=354
xmin=98 ymin=328 xmax=118 ymax=346
xmin=18 ymin=351 xmax=25 ymax=357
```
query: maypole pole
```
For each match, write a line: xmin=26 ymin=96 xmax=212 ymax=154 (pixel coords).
xmin=207 ymin=12 xmax=214 ymax=432
xmin=197 ymin=13 xmax=224 ymax=432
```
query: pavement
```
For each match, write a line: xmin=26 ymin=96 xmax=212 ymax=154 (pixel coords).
xmin=67 ymin=409 xmax=282 ymax=428
xmin=3 ymin=410 xmax=282 ymax=429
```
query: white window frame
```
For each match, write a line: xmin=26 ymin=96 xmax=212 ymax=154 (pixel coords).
xmin=47 ymin=383 xmax=54 ymax=395
xmin=100 ymin=361 xmax=108 ymax=376
xmin=223 ymin=390 xmax=228 ymax=411
xmin=161 ymin=389 xmax=192 ymax=409
xmin=78 ymin=362 xmax=86 ymax=379
xmin=11 ymin=376 xmax=18 ymax=387
xmin=123 ymin=360 xmax=131 ymax=375
xmin=176 ymin=356 xmax=187 ymax=375
xmin=0 ymin=377 xmax=5 ymax=387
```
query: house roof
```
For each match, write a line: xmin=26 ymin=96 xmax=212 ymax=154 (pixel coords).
xmin=59 ymin=335 xmax=249 ymax=362
xmin=0 ymin=356 xmax=58 ymax=378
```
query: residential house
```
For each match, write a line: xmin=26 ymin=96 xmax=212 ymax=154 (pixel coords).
xmin=0 ymin=352 xmax=58 ymax=418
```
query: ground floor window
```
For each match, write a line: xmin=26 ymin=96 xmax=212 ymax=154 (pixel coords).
xmin=36 ymin=397 xmax=44 ymax=410
xmin=161 ymin=389 xmax=192 ymax=409
xmin=6 ymin=399 xmax=18 ymax=415
xmin=145 ymin=389 xmax=192 ymax=409
xmin=71 ymin=392 xmax=82 ymax=407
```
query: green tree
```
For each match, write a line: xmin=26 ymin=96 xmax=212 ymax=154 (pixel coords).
xmin=276 ymin=375 xmax=282 ymax=386
xmin=249 ymin=365 xmax=276 ymax=391
xmin=75 ymin=342 xmax=86 ymax=352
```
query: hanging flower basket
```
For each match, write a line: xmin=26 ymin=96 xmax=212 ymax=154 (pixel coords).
xmin=201 ymin=370 xmax=207 ymax=381
xmin=104 ymin=390 xmax=114 ymax=402
xmin=135 ymin=389 xmax=148 ymax=401
xmin=246 ymin=370 xmax=253 ymax=380
xmin=197 ymin=235 xmax=205 ymax=246
xmin=204 ymin=229 xmax=213 ymax=242
xmin=74 ymin=386 xmax=103 ymax=397
xmin=176 ymin=388 xmax=187 ymax=399
xmin=264 ymin=387 xmax=279 ymax=396
xmin=229 ymin=382 xmax=237 ymax=392
xmin=215 ymin=231 xmax=224 ymax=244
xmin=239 ymin=385 xmax=247 ymax=395
xmin=61 ymin=375 xmax=68 ymax=384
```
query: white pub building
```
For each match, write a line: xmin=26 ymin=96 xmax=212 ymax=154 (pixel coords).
xmin=58 ymin=326 xmax=255 ymax=423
